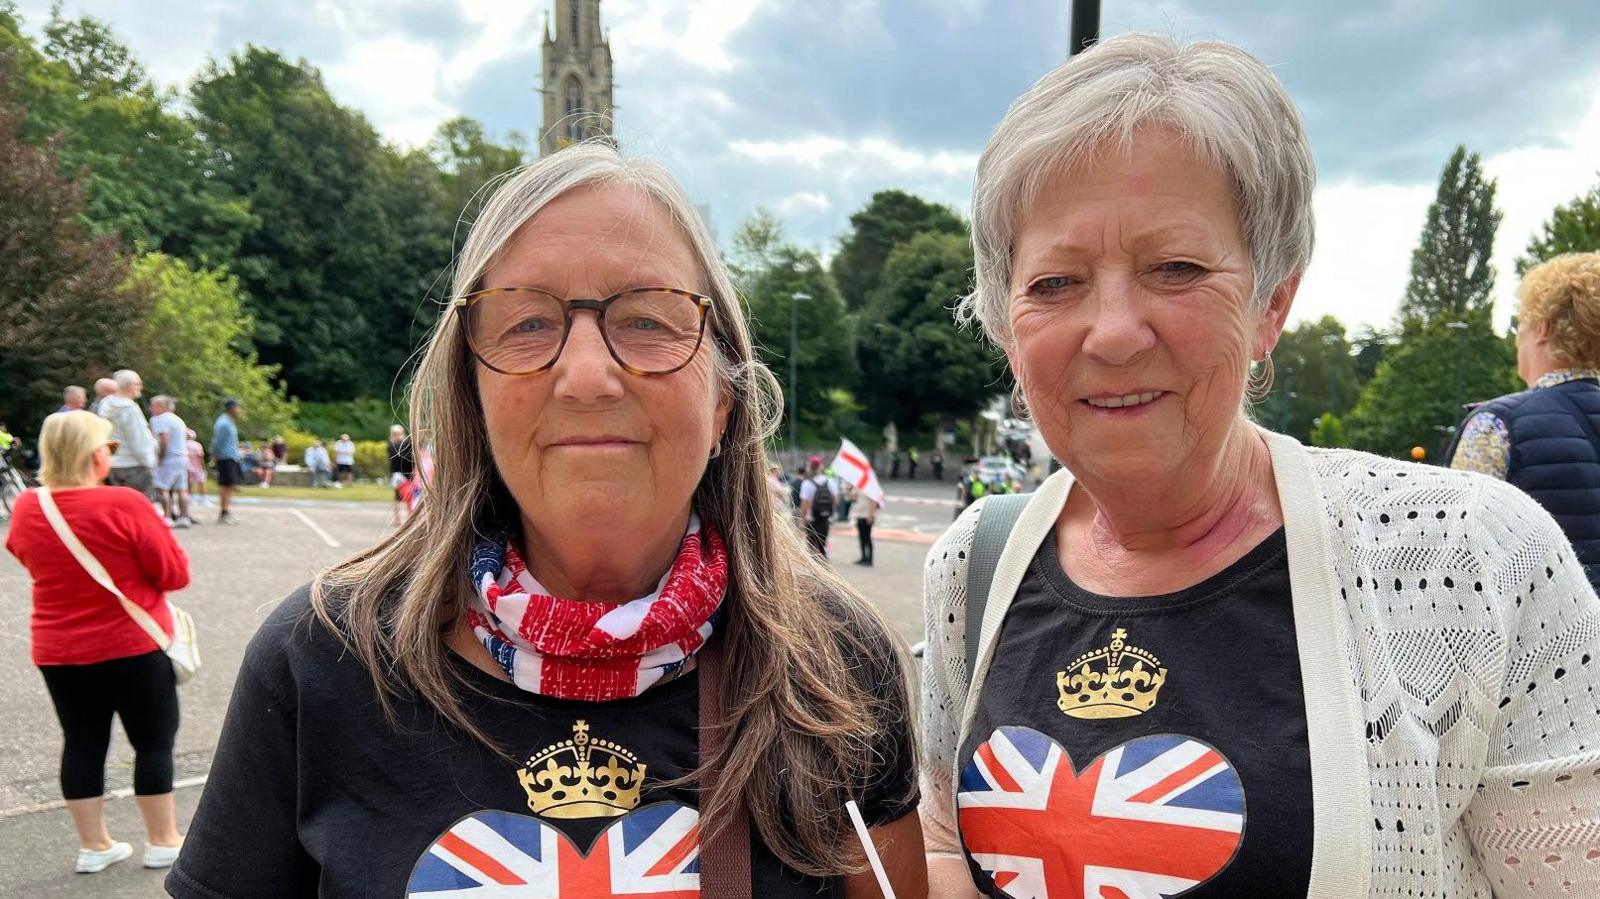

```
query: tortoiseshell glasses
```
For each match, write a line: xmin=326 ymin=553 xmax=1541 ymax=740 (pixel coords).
xmin=453 ymin=287 xmax=713 ymax=376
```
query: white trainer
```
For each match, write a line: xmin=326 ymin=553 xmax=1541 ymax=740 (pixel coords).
xmin=75 ymin=841 xmax=133 ymax=873
xmin=143 ymin=841 xmax=183 ymax=868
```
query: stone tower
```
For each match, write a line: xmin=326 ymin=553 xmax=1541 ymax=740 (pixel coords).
xmin=539 ymin=0 xmax=614 ymax=156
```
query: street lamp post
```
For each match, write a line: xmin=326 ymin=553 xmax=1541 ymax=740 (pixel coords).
xmin=789 ymin=291 xmax=812 ymax=452
xmin=1446 ymin=320 xmax=1470 ymax=424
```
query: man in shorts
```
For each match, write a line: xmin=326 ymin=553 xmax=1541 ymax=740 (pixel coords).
xmin=149 ymin=395 xmax=193 ymax=527
xmin=333 ymin=433 xmax=356 ymax=487
xmin=212 ymin=399 xmax=244 ymax=525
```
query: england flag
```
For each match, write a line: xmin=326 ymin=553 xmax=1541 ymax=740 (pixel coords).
xmin=830 ymin=438 xmax=885 ymax=507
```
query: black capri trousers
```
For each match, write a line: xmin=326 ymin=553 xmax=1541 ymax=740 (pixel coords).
xmin=38 ymin=650 xmax=179 ymax=800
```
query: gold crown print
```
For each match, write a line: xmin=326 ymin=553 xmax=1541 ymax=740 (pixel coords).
xmin=1056 ymin=627 xmax=1168 ymax=719
xmin=519 ymin=720 xmax=647 ymax=819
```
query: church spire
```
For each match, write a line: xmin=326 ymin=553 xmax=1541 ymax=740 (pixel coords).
xmin=539 ymin=1 xmax=614 ymax=156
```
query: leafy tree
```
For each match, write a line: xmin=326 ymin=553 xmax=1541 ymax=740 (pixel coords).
xmin=1 ymin=6 xmax=255 ymax=266
xmin=1309 ymin=413 xmax=1346 ymax=448
xmin=429 ymin=116 xmax=527 ymax=258
xmin=857 ymin=231 xmax=1005 ymax=434
xmin=831 ymin=190 xmax=966 ymax=310
xmin=120 ymin=253 xmax=296 ymax=444
xmin=190 ymin=47 xmax=441 ymax=399
xmin=1345 ymin=315 xmax=1519 ymax=458
xmin=1350 ymin=325 xmax=1393 ymax=384
xmin=735 ymin=214 xmax=856 ymax=440
xmin=0 ymin=74 xmax=150 ymax=433
xmin=1257 ymin=316 xmax=1360 ymax=443
xmin=1398 ymin=146 xmax=1501 ymax=322
xmin=1518 ymin=182 xmax=1600 ymax=275
xmin=728 ymin=207 xmax=786 ymax=288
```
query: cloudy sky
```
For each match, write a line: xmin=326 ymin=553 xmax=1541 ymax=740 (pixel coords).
xmin=16 ymin=0 xmax=1600 ymax=331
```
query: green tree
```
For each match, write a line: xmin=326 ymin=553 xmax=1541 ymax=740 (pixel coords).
xmin=727 ymin=207 xmax=786 ymax=288
xmin=831 ymin=190 xmax=966 ymax=310
xmin=1 ymin=7 xmax=256 ymax=266
xmin=190 ymin=47 xmax=441 ymax=399
xmin=1309 ymin=413 xmax=1346 ymax=448
xmin=734 ymin=214 xmax=856 ymax=440
xmin=0 ymin=74 xmax=150 ymax=433
xmin=120 ymin=253 xmax=296 ymax=443
xmin=1518 ymin=182 xmax=1600 ymax=274
xmin=857 ymin=231 xmax=1005 ymax=434
xmin=1258 ymin=316 xmax=1360 ymax=443
xmin=1399 ymin=146 xmax=1501 ymax=322
xmin=429 ymin=116 xmax=527 ymax=258
xmin=1346 ymin=315 xmax=1519 ymax=458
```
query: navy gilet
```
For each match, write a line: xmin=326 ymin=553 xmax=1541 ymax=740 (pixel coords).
xmin=1461 ymin=378 xmax=1600 ymax=591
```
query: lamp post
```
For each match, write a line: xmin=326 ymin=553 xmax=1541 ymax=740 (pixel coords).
xmin=1070 ymin=0 xmax=1101 ymax=55
xmin=789 ymin=291 xmax=812 ymax=452
xmin=1446 ymin=320 xmax=1470 ymax=423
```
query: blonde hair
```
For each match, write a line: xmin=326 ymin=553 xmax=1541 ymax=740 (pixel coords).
xmin=38 ymin=411 xmax=114 ymax=487
xmin=960 ymin=32 xmax=1316 ymax=347
xmin=313 ymin=142 xmax=910 ymax=876
xmin=1520 ymin=252 xmax=1600 ymax=370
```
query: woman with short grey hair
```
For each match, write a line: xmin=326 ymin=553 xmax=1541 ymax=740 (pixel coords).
xmin=923 ymin=32 xmax=1600 ymax=897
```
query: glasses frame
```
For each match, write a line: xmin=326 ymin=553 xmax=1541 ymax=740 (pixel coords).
xmin=453 ymin=286 xmax=714 ymax=376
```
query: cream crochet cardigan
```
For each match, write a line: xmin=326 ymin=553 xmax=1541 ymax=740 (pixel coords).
xmin=920 ymin=430 xmax=1600 ymax=898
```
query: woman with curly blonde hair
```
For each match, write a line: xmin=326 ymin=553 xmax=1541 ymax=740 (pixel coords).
xmin=1450 ymin=251 xmax=1600 ymax=590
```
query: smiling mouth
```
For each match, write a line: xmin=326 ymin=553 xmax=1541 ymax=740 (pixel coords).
xmin=1083 ymin=391 xmax=1164 ymax=409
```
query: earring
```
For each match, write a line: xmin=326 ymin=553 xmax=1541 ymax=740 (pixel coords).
xmin=1246 ymin=353 xmax=1275 ymax=402
xmin=709 ymin=436 xmax=724 ymax=460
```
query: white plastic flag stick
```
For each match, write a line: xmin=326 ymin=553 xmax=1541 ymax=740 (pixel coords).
xmin=845 ymin=799 xmax=897 ymax=899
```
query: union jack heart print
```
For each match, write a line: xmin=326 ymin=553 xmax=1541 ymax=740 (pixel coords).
xmin=407 ymin=801 xmax=700 ymax=897
xmin=958 ymin=726 xmax=1245 ymax=899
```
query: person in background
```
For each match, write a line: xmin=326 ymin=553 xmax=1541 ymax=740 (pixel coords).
xmin=907 ymin=446 xmax=919 ymax=480
xmin=90 ymin=378 xmax=116 ymax=416
xmin=767 ymin=463 xmax=791 ymax=509
xmin=148 ymin=396 xmax=192 ymax=528
xmin=797 ymin=454 xmax=838 ymax=557
xmin=790 ymin=465 xmax=806 ymax=515
xmin=255 ymin=436 xmax=278 ymax=488
xmin=99 ymin=370 xmax=157 ymax=502
xmin=4 ymin=411 xmax=188 ymax=874
xmin=837 ymin=478 xmax=855 ymax=522
xmin=854 ymin=493 xmax=878 ymax=567
xmin=60 ymin=385 xmax=87 ymax=413
xmin=270 ymin=434 xmax=288 ymax=466
xmin=185 ymin=430 xmax=209 ymax=509
xmin=386 ymin=424 xmax=414 ymax=526
xmin=890 ymin=451 xmax=901 ymax=479
xmin=930 ymin=447 xmax=944 ymax=481
xmin=332 ymin=433 xmax=356 ymax=488
xmin=1449 ymin=252 xmax=1600 ymax=590
xmin=211 ymin=400 xmax=243 ymax=525
xmin=304 ymin=439 xmax=333 ymax=489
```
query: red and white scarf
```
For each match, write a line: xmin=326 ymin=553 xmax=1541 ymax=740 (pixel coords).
xmin=466 ymin=515 xmax=728 ymax=701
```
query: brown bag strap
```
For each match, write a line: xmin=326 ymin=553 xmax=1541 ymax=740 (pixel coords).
xmin=697 ymin=638 xmax=751 ymax=898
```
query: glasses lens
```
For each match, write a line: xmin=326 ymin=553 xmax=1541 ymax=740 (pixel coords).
xmin=605 ymin=290 xmax=705 ymax=372
xmin=466 ymin=290 xmax=566 ymax=373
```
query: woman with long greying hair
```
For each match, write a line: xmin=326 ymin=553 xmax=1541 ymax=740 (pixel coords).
xmin=168 ymin=144 xmax=926 ymax=898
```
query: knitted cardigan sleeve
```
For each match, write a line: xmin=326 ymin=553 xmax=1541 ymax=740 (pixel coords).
xmin=1461 ymin=478 xmax=1600 ymax=897
xmin=918 ymin=500 xmax=984 ymax=863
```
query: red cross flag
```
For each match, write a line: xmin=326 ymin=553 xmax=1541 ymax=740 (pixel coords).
xmin=831 ymin=438 xmax=885 ymax=507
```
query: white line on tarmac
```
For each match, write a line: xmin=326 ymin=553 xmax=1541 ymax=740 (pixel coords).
xmin=0 ymin=775 xmax=209 ymax=819
xmin=290 ymin=508 xmax=342 ymax=548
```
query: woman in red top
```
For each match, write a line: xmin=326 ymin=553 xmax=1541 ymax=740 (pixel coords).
xmin=5 ymin=411 xmax=189 ymax=874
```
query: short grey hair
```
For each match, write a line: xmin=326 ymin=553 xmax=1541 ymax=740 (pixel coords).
xmin=63 ymin=385 xmax=85 ymax=402
xmin=958 ymin=32 xmax=1317 ymax=347
xmin=112 ymin=369 xmax=141 ymax=389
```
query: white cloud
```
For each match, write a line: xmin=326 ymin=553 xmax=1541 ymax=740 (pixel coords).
xmin=1296 ymin=75 xmax=1600 ymax=333
xmin=730 ymin=134 xmax=978 ymax=177
xmin=606 ymin=0 xmax=765 ymax=74
xmin=323 ymin=36 xmax=453 ymax=148
xmin=776 ymin=190 xmax=830 ymax=214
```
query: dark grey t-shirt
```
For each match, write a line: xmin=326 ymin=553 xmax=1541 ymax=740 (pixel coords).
xmin=167 ymin=587 xmax=917 ymax=898
xmin=958 ymin=528 xmax=1313 ymax=898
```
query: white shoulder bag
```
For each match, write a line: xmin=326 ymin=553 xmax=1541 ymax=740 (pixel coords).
xmin=34 ymin=487 xmax=200 ymax=684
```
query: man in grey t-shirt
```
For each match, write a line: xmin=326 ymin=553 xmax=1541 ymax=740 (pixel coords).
xmin=149 ymin=395 xmax=193 ymax=526
xmin=98 ymin=369 xmax=157 ymax=499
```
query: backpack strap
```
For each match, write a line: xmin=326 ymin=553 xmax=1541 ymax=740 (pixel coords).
xmin=963 ymin=493 xmax=1030 ymax=687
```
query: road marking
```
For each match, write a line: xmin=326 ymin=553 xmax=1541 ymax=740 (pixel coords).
xmin=884 ymin=494 xmax=961 ymax=507
xmin=290 ymin=508 xmax=342 ymax=548
xmin=0 ymin=775 xmax=209 ymax=819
